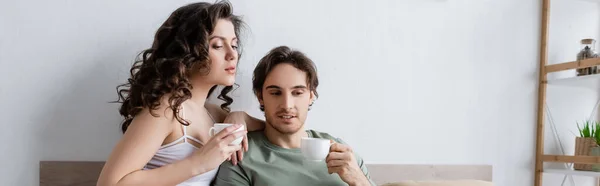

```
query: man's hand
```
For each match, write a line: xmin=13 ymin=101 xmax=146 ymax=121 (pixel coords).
xmin=326 ymin=141 xmax=371 ymax=186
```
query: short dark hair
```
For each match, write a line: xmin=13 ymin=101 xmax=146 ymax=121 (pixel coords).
xmin=252 ymin=46 xmax=319 ymax=110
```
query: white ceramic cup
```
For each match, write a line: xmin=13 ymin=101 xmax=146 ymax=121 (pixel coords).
xmin=301 ymin=137 xmax=331 ymax=161
xmin=208 ymin=123 xmax=245 ymax=145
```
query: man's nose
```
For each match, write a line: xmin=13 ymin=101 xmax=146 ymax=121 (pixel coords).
xmin=282 ymin=94 xmax=294 ymax=110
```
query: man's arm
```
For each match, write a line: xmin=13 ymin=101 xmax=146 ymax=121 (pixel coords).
xmin=355 ymin=154 xmax=377 ymax=186
xmin=212 ymin=161 xmax=251 ymax=186
xmin=327 ymin=138 xmax=376 ymax=186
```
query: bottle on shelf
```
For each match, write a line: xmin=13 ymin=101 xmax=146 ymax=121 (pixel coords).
xmin=576 ymin=38 xmax=599 ymax=76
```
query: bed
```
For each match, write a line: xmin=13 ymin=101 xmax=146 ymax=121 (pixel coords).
xmin=39 ymin=161 xmax=493 ymax=186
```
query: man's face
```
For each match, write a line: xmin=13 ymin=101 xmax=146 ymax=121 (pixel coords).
xmin=259 ymin=63 xmax=314 ymax=135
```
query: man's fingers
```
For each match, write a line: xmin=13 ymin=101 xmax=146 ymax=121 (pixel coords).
xmin=327 ymin=160 xmax=346 ymax=167
xmin=326 ymin=152 xmax=345 ymax=162
xmin=328 ymin=166 xmax=342 ymax=174
xmin=329 ymin=143 xmax=352 ymax=153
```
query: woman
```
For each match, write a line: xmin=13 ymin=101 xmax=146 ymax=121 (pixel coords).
xmin=97 ymin=1 xmax=262 ymax=185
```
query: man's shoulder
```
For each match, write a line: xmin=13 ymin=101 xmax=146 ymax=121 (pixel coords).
xmin=245 ymin=129 xmax=348 ymax=146
xmin=245 ymin=130 xmax=268 ymax=153
xmin=306 ymin=129 xmax=346 ymax=144
xmin=247 ymin=130 xmax=266 ymax=142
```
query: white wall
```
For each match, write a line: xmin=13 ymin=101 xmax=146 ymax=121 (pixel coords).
xmin=1 ymin=0 xmax=599 ymax=185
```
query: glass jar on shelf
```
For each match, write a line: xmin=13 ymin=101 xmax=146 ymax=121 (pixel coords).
xmin=576 ymin=38 xmax=599 ymax=76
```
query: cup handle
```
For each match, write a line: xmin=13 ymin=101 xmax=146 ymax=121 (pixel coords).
xmin=208 ymin=127 xmax=215 ymax=137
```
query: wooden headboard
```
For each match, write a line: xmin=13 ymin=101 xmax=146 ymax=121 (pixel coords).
xmin=40 ymin=161 xmax=105 ymax=186
xmin=365 ymin=164 xmax=492 ymax=184
xmin=40 ymin=161 xmax=492 ymax=185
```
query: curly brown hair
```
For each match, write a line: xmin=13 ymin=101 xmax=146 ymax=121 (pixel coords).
xmin=115 ymin=0 xmax=245 ymax=133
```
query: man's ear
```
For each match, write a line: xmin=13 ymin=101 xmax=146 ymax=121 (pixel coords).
xmin=255 ymin=90 xmax=265 ymax=111
xmin=255 ymin=91 xmax=264 ymax=103
xmin=309 ymin=91 xmax=316 ymax=105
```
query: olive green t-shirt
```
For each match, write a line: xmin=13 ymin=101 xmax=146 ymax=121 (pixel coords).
xmin=212 ymin=130 xmax=375 ymax=186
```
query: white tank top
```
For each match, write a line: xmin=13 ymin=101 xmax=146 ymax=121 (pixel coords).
xmin=143 ymin=106 xmax=218 ymax=186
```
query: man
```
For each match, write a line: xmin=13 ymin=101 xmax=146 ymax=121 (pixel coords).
xmin=213 ymin=46 xmax=375 ymax=186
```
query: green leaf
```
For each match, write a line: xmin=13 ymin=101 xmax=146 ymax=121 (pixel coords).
xmin=595 ymin=121 xmax=600 ymax=145
xmin=588 ymin=121 xmax=593 ymax=137
xmin=578 ymin=121 xmax=584 ymax=137
xmin=591 ymin=121 xmax=596 ymax=138
xmin=584 ymin=121 xmax=591 ymax=137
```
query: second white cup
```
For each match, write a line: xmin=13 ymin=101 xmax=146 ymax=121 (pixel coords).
xmin=301 ymin=137 xmax=331 ymax=161
xmin=208 ymin=123 xmax=245 ymax=145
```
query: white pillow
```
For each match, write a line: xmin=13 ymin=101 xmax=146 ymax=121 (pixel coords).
xmin=381 ymin=179 xmax=493 ymax=186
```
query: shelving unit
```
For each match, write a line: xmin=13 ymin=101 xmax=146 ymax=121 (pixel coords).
xmin=577 ymin=0 xmax=600 ymax=3
xmin=547 ymin=72 xmax=600 ymax=91
xmin=546 ymin=59 xmax=600 ymax=91
xmin=545 ymin=168 xmax=600 ymax=177
xmin=534 ymin=0 xmax=600 ymax=184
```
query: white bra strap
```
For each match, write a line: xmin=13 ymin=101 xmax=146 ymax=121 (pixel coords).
xmin=178 ymin=104 xmax=208 ymax=146
xmin=187 ymin=137 xmax=204 ymax=145
xmin=181 ymin=106 xmax=188 ymax=143
xmin=205 ymin=107 xmax=216 ymax=123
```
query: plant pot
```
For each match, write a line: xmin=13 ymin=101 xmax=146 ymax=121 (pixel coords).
xmin=574 ymin=137 xmax=598 ymax=171
xmin=592 ymin=147 xmax=600 ymax=172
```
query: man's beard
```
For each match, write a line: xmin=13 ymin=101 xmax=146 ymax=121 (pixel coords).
xmin=265 ymin=115 xmax=304 ymax=135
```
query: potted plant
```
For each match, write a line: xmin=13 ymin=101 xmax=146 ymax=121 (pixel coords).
xmin=575 ymin=120 xmax=600 ymax=171
xmin=591 ymin=121 xmax=600 ymax=172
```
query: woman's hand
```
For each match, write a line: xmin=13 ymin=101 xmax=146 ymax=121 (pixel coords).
xmin=222 ymin=111 xmax=251 ymax=165
xmin=190 ymin=124 xmax=246 ymax=173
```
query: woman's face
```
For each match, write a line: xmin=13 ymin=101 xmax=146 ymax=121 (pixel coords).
xmin=196 ymin=19 xmax=239 ymax=86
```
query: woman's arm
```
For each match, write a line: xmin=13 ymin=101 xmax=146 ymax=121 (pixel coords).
xmin=97 ymin=105 xmax=210 ymax=186
xmin=226 ymin=111 xmax=265 ymax=131
xmin=205 ymin=103 xmax=265 ymax=131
